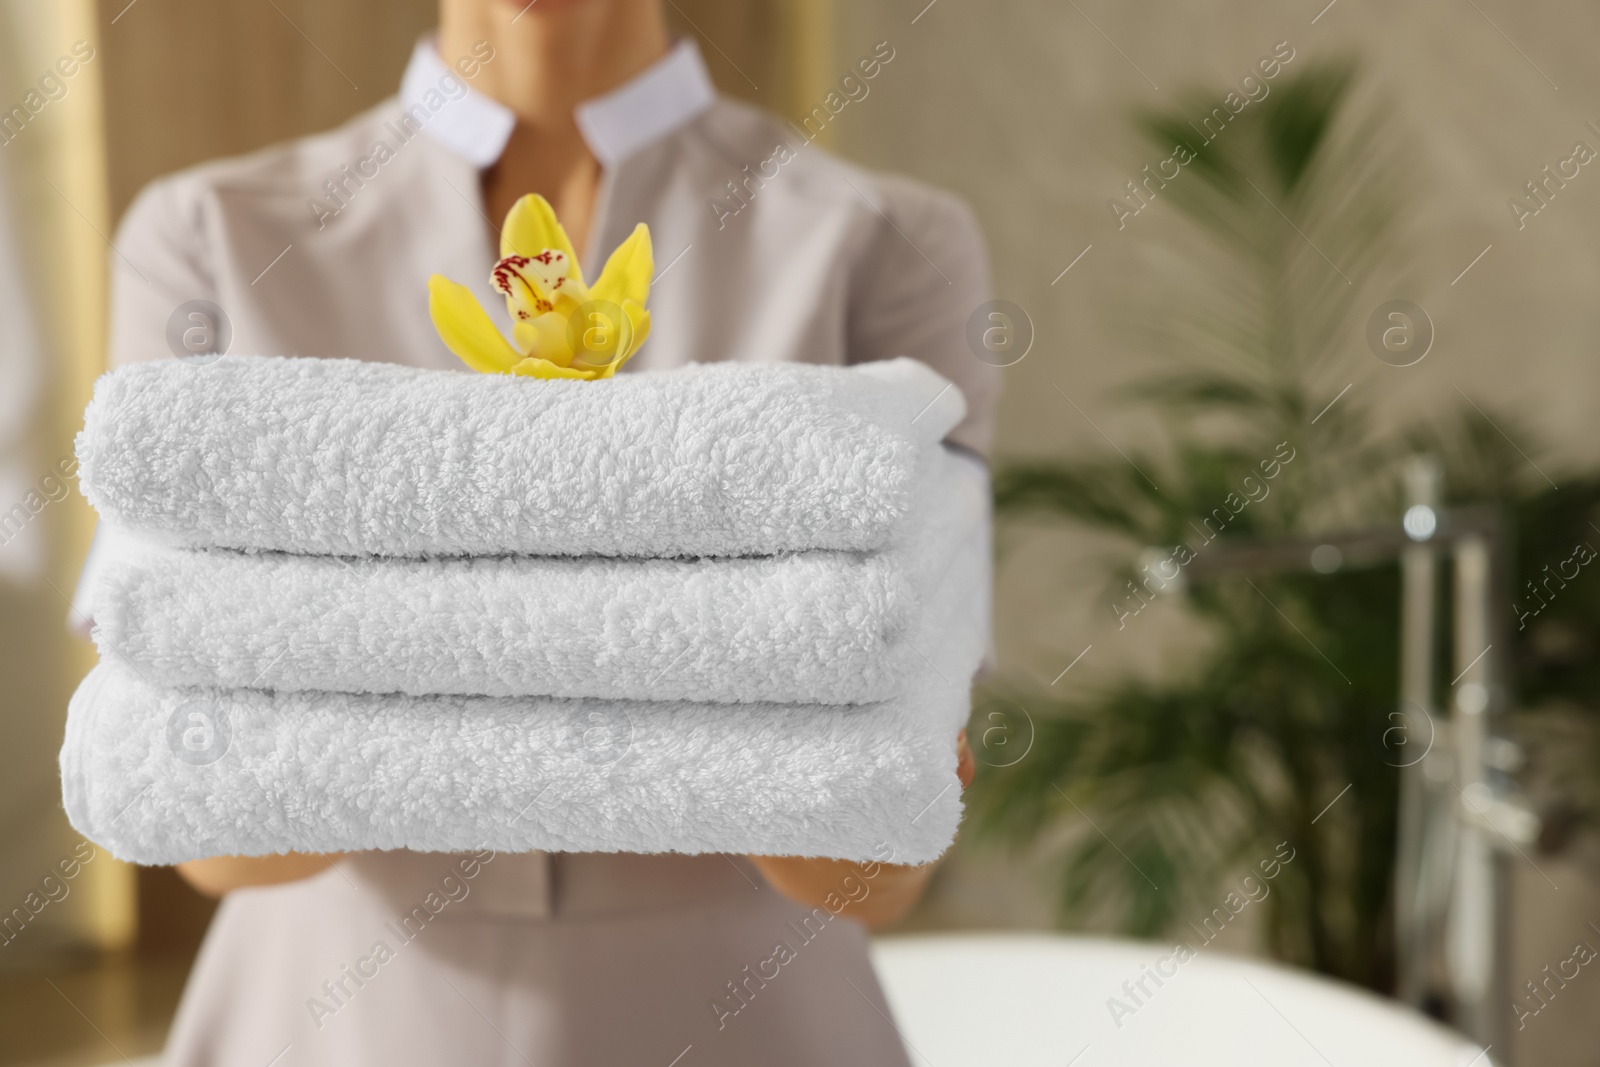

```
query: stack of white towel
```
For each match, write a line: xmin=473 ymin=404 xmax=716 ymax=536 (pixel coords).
xmin=62 ymin=355 xmax=989 ymax=865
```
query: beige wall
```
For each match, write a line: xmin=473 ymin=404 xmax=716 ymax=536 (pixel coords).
xmin=831 ymin=0 xmax=1600 ymax=681
xmin=827 ymin=2 xmax=1600 ymax=1063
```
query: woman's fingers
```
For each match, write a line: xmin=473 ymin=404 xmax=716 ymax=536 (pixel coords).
xmin=956 ymin=729 xmax=975 ymax=789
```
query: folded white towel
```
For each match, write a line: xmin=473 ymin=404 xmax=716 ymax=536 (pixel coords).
xmin=62 ymin=648 xmax=981 ymax=865
xmin=77 ymin=355 xmax=965 ymax=559
xmin=89 ymin=451 xmax=988 ymax=705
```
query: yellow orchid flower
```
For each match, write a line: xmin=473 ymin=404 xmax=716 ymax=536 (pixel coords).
xmin=428 ymin=193 xmax=653 ymax=380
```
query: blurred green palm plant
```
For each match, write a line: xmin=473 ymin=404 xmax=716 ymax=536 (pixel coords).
xmin=967 ymin=62 xmax=1537 ymax=989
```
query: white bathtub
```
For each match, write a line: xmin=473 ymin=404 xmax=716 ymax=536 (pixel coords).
xmin=872 ymin=934 xmax=1493 ymax=1066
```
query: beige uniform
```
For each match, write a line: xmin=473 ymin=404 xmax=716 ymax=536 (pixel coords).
xmin=97 ymin=36 xmax=997 ymax=1067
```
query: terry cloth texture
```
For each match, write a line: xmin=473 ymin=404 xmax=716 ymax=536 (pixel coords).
xmin=62 ymin=556 xmax=985 ymax=866
xmin=89 ymin=452 xmax=987 ymax=705
xmin=76 ymin=354 xmax=965 ymax=559
xmin=66 ymin=356 xmax=988 ymax=865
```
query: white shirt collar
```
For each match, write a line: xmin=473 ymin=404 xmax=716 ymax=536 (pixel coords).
xmin=574 ymin=39 xmax=715 ymax=167
xmin=400 ymin=37 xmax=516 ymax=168
xmin=400 ymin=36 xmax=715 ymax=169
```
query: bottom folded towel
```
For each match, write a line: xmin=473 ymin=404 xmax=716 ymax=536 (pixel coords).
xmin=62 ymin=653 xmax=980 ymax=865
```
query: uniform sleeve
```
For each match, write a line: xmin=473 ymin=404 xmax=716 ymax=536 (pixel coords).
xmin=845 ymin=176 xmax=1002 ymax=459
xmin=74 ymin=177 xmax=216 ymax=631
xmin=106 ymin=176 xmax=217 ymax=368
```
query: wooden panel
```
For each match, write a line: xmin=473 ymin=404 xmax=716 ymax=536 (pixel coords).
xmin=95 ymin=0 xmax=436 ymax=220
xmin=665 ymin=0 xmax=787 ymax=105
xmin=669 ymin=0 xmax=834 ymax=122
xmin=0 ymin=0 xmax=135 ymax=962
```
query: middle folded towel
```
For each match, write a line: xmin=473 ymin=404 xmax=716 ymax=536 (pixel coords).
xmin=91 ymin=450 xmax=987 ymax=705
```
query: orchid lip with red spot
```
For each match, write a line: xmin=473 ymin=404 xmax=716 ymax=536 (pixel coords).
xmin=492 ymin=255 xmax=556 ymax=314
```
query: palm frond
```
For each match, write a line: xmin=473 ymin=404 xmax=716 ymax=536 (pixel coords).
xmin=970 ymin=61 xmax=1535 ymax=989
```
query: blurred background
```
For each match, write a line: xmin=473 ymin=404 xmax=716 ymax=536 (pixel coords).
xmin=3 ymin=0 xmax=1599 ymax=1064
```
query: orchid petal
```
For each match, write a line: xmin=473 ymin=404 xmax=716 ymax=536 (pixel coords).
xmin=592 ymin=223 xmax=653 ymax=308
xmin=577 ymin=303 xmax=633 ymax=376
xmin=514 ymin=310 xmax=578 ymax=368
xmin=510 ymin=356 xmax=596 ymax=379
xmin=427 ymin=275 xmax=523 ymax=374
xmin=621 ymin=299 xmax=651 ymax=357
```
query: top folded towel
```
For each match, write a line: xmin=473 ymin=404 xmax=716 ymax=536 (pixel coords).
xmin=77 ymin=355 xmax=966 ymax=559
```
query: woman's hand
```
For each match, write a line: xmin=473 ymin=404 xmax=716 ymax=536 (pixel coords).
xmin=955 ymin=727 xmax=975 ymax=790
xmin=747 ymin=730 xmax=974 ymax=930
xmin=176 ymin=852 xmax=348 ymax=898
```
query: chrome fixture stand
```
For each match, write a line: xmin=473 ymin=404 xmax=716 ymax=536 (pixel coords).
xmin=1174 ymin=456 xmax=1537 ymax=1059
